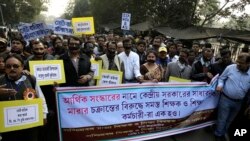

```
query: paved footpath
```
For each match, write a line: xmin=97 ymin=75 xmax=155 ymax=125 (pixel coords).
xmin=150 ymin=127 xmax=226 ymax=141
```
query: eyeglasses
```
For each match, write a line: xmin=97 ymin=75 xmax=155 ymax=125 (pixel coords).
xmin=5 ymin=64 xmax=20 ymax=69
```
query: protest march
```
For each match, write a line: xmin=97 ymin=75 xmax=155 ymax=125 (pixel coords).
xmin=0 ymin=1 xmax=250 ymax=141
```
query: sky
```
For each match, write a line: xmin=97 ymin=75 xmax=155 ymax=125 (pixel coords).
xmin=44 ymin=0 xmax=70 ymax=17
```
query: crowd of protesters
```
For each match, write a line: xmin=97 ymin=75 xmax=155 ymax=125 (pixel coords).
xmin=0 ymin=31 xmax=249 ymax=141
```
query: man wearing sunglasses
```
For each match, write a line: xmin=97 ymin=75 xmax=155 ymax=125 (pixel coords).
xmin=0 ymin=54 xmax=48 ymax=141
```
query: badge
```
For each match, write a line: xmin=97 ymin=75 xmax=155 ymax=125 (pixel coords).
xmin=23 ymin=88 xmax=37 ymax=100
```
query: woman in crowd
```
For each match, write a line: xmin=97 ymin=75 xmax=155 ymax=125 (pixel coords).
xmin=140 ymin=50 xmax=164 ymax=82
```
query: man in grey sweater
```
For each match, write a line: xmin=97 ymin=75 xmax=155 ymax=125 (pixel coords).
xmin=166 ymin=48 xmax=192 ymax=82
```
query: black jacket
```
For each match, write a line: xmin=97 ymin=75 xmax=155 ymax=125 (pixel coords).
xmin=191 ymin=60 xmax=212 ymax=83
xmin=60 ymin=52 xmax=93 ymax=87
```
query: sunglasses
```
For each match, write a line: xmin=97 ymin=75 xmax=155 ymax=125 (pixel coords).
xmin=5 ymin=64 xmax=20 ymax=69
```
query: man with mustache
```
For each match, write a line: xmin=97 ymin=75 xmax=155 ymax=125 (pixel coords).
xmin=25 ymin=41 xmax=54 ymax=69
xmin=24 ymin=41 xmax=56 ymax=141
xmin=0 ymin=54 xmax=48 ymax=141
xmin=214 ymin=53 xmax=250 ymax=141
xmin=60 ymin=36 xmax=93 ymax=87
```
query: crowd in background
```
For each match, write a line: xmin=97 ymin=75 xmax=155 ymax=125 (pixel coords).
xmin=0 ymin=31 xmax=249 ymax=141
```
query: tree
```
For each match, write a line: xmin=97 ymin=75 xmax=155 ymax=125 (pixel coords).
xmin=64 ymin=0 xmax=250 ymax=29
xmin=64 ymin=0 xmax=92 ymax=19
xmin=1 ymin=0 xmax=47 ymax=25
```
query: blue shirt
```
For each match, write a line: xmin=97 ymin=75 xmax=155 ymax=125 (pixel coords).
xmin=217 ymin=64 xmax=250 ymax=99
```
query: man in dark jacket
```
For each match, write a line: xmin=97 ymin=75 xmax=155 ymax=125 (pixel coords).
xmin=60 ymin=36 xmax=93 ymax=87
xmin=210 ymin=49 xmax=233 ymax=76
xmin=191 ymin=48 xmax=214 ymax=83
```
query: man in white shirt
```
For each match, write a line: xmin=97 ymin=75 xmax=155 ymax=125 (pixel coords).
xmin=118 ymin=39 xmax=143 ymax=83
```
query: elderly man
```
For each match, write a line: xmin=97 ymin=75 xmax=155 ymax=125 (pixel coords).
xmin=0 ymin=54 xmax=48 ymax=141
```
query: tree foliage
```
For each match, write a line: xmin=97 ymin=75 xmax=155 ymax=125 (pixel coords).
xmin=1 ymin=0 xmax=46 ymax=25
xmin=64 ymin=0 xmax=250 ymax=29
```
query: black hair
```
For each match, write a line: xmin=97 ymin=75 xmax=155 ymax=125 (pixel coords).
xmin=220 ymin=49 xmax=231 ymax=57
xmin=180 ymin=48 xmax=190 ymax=56
xmin=122 ymin=38 xmax=132 ymax=44
xmin=68 ymin=36 xmax=82 ymax=46
xmin=4 ymin=54 xmax=24 ymax=65
xmin=146 ymin=50 xmax=158 ymax=58
xmin=52 ymin=36 xmax=62 ymax=47
xmin=205 ymin=42 xmax=212 ymax=48
xmin=137 ymin=40 xmax=146 ymax=46
xmin=11 ymin=37 xmax=26 ymax=47
xmin=97 ymin=36 xmax=106 ymax=42
xmin=107 ymin=41 xmax=117 ymax=48
xmin=238 ymin=53 xmax=250 ymax=63
xmin=192 ymin=41 xmax=200 ymax=46
xmin=167 ymin=42 xmax=177 ymax=49
xmin=241 ymin=46 xmax=249 ymax=53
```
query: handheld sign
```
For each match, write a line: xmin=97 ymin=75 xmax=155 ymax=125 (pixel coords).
xmin=97 ymin=70 xmax=123 ymax=86
xmin=169 ymin=76 xmax=191 ymax=82
xmin=29 ymin=60 xmax=65 ymax=86
xmin=90 ymin=60 xmax=102 ymax=79
xmin=72 ymin=17 xmax=95 ymax=35
xmin=54 ymin=19 xmax=73 ymax=36
xmin=18 ymin=22 xmax=50 ymax=42
xmin=121 ymin=13 xmax=131 ymax=30
xmin=0 ymin=99 xmax=43 ymax=133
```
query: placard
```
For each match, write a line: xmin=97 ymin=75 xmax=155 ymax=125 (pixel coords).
xmin=0 ymin=98 xmax=43 ymax=133
xmin=54 ymin=19 xmax=73 ymax=35
xmin=121 ymin=13 xmax=131 ymax=30
xmin=29 ymin=60 xmax=65 ymax=86
xmin=169 ymin=76 xmax=191 ymax=82
xmin=18 ymin=22 xmax=50 ymax=42
xmin=72 ymin=17 xmax=95 ymax=35
xmin=96 ymin=70 xmax=123 ymax=86
xmin=90 ymin=60 xmax=102 ymax=79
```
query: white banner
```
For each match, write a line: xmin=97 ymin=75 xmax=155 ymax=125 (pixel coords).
xmin=121 ymin=13 xmax=131 ymax=30
xmin=54 ymin=19 xmax=73 ymax=35
xmin=57 ymin=82 xmax=218 ymax=128
xmin=18 ymin=22 xmax=50 ymax=41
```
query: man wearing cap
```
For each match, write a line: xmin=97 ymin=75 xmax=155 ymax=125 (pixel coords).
xmin=156 ymin=47 xmax=168 ymax=66
xmin=156 ymin=46 xmax=168 ymax=82
xmin=0 ymin=37 xmax=9 ymax=56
